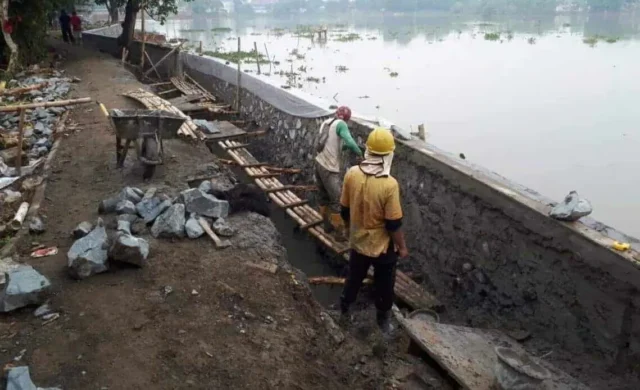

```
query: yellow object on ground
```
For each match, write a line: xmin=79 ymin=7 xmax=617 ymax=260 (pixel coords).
xmin=340 ymin=166 xmax=402 ymax=257
xmin=0 ymin=81 xmax=5 ymax=92
xmin=366 ymin=127 xmax=396 ymax=155
xmin=612 ymin=241 xmax=630 ymax=251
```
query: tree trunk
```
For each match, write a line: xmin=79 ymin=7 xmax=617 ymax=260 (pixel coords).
xmin=1 ymin=0 xmax=18 ymax=74
xmin=108 ymin=1 xmax=119 ymax=23
xmin=117 ymin=0 xmax=140 ymax=51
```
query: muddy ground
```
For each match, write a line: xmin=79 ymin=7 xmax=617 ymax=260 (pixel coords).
xmin=0 ymin=42 xmax=452 ymax=389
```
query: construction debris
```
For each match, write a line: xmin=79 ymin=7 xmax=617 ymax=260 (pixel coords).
xmin=109 ymin=232 xmax=150 ymax=267
xmin=67 ymin=218 xmax=109 ymax=279
xmin=151 ymin=203 xmax=186 ymax=238
xmin=185 ymin=213 xmax=205 ymax=238
xmin=0 ymin=265 xmax=51 ymax=312
xmin=178 ymin=188 xmax=229 ymax=219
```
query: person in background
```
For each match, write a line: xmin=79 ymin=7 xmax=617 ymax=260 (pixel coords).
xmin=59 ymin=10 xmax=74 ymax=44
xmin=314 ymin=106 xmax=363 ymax=240
xmin=70 ymin=11 xmax=82 ymax=44
xmin=339 ymin=128 xmax=408 ymax=333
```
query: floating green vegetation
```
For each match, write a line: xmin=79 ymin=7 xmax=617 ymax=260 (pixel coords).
xmin=179 ymin=28 xmax=206 ymax=32
xmin=389 ymin=72 xmax=399 ymax=78
xmin=335 ymin=33 xmax=361 ymax=42
xmin=203 ymin=49 xmax=268 ymax=64
xmin=484 ymin=32 xmax=500 ymax=41
xmin=297 ymin=65 xmax=307 ymax=73
xmin=212 ymin=27 xmax=232 ymax=33
xmin=583 ymin=36 xmax=599 ymax=46
xmin=250 ymin=32 xmax=263 ymax=36
xmin=306 ymin=76 xmax=320 ymax=83
xmin=335 ymin=65 xmax=349 ymax=72
xmin=271 ymin=28 xmax=286 ymax=37
xmin=562 ymin=23 xmax=571 ymax=27
xmin=527 ymin=37 xmax=537 ymax=45
xmin=506 ymin=31 xmax=514 ymax=41
xmin=583 ymin=35 xmax=620 ymax=46
xmin=290 ymin=49 xmax=305 ymax=60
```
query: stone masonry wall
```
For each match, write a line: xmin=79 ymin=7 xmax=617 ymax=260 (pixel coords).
xmin=189 ymin=64 xmax=640 ymax=368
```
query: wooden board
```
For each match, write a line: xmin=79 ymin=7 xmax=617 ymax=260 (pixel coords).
xmin=122 ymin=88 xmax=203 ymax=140
xmin=397 ymin=318 xmax=589 ymax=390
xmin=171 ymin=76 xmax=216 ymax=102
xmin=202 ymin=121 xmax=247 ymax=140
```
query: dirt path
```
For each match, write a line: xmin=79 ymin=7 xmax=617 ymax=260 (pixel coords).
xmin=0 ymin=42 xmax=409 ymax=389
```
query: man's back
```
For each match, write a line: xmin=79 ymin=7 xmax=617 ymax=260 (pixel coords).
xmin=70 ymin=15 xmax=81 ymax=31
xmin=340 ymin=166 xmax=402 ymax=258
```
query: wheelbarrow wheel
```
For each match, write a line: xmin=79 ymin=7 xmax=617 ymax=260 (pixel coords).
xmin=141 ymin=136 xmax=159 ymax=180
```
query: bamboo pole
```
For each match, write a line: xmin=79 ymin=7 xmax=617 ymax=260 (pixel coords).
xmin=199 ymin=40 xmax=203 ymax=54
xmin=16 ymin=108 xmax=25 ymax=176
xmin=2 ymin=82 xmax=47 ymax=96
xmin=184 ymin=73 xmax=216 ymax=101
xmin=0 ymin=97 xmax=92 ymax=112
xmin=264 ymin=43 xmax=272 ymax=74
xmin=308 ymin=276 xmax=372 ymax=286
xmin=140 ymin=5 xmax=146 ymax=70
xmin=144 ymin=51 xmax=161 ymax=80
xmin=236 ymin=37 xmax=241 ymax=112
xmin=254 ymin=41 xmax=261 ymax=75
xmin=142 ymin=41 xmax=184 ymax=78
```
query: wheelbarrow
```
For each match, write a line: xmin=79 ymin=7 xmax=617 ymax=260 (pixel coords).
xmin=98 ymin=104 xmax=186 ymax=179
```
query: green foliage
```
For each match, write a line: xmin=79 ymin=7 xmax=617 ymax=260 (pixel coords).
xmin=484 ymin=32 xmax=500 ymax=41
xmin=202 ymin=49 xmax=268 ymax=64
xmin=334 ymin=33 xmax=361 ymax=42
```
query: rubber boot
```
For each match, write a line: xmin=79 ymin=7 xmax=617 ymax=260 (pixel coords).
xmin=376 ymin=310 xmax=392 ymax=334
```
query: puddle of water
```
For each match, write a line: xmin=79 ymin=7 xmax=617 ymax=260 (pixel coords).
xmin=269 ymin=205 xmax=344 ymax=308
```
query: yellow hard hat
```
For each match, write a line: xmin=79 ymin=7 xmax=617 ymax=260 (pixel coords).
xmin=366 ymin=128 xmax=395 ymax=155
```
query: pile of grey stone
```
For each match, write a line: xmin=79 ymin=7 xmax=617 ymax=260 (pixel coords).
xmin=67 ymin=183 xmax=236 ymax=279
xmin=0 ymin=70 xmax=77 ymax=180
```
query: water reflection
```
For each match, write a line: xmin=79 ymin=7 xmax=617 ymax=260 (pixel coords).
xmin=146 ymin=12 xmax=640 ymax=237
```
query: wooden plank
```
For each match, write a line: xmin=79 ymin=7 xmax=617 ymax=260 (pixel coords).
xmin=397 ymin=318 xmax=589 ymax=390
xmin=245 ymin=260 xmax=278 ymax=274
xmin=0 ymin=97 xmax=92 ymax=112
xmin=224 ymin=143 xmax=251 ymax=150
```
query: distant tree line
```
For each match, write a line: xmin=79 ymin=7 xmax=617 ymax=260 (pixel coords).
xmin=269 ymin=0 xmax=640 ymax=15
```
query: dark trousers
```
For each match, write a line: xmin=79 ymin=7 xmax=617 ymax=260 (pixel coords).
xmin=340 ymin=249 xmax=397 ymax=314
xmin=62 ymin=26 xmax=75 ymax=43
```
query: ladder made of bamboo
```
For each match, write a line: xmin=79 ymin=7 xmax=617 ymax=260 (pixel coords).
xmin=218 ymin=139 xmax=440 ymax=311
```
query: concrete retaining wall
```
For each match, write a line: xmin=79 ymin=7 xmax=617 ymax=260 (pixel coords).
xmin=82 ymin=28 xmax=640 ymax=367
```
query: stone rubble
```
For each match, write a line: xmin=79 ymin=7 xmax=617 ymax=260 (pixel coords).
xmin=151 ymin=203 xmax=186 ymax=238
xmin=72 ymin=221 xmax=93 ymax=239
xmin=185 ymin=213 xmax=204 ymax=239
xmin=212 ymin=218 xmax=235 ymax=237
xmin=67 ymin=218 xmax=109 ymax=279
xmin=178 ymin=188 xmax=229 ymax=219
xmin=115 ymin=199 xmax=137 ymax=215
xmin=28 ymin=216 xmax=45 ymax=234
xmin=109 ymin=232 xmax=150 ymax=267
xmin=5 ymin=365 xmax=61 ymax=390
xmin=0 ymin=265 xmax=51 ymax=312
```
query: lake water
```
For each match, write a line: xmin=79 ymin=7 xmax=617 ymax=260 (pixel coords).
xmin=145 ymin=12 xmax=640 ymax=238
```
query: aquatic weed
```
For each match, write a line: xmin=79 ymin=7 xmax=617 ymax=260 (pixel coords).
xmin=583 ymin=36 xmax=599 ymax=47
xmin=527 ymin=37 xmax=536 ymax=45
xmin=203 ymin=49 xmax=268 ymax=64
xmin=212 ymin=27 xmax=232 ymax=33
xmin=484 ymin=32 xmax=500 ymax=41
xmin=335 ymin=65 xmax=349 ymax=73
xmin=335 ymin=33 xmax=361 ymax=42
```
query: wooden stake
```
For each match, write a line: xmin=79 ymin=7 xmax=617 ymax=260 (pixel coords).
xmin=144 ymin=51 xmax=161 ymax=80
xmin=1 ymin=82 xmax=48 ymax=96
xmin=140 ymin=6 xmax=146 ymax=69
xmin=308 ymin=276 xmax=372 ymax=286
xmin=254 ymin=41 xmax=261 ymax=75
xmin=417 ymin=124 xmax=426 ymax=141
xmin=0 ymin=97 xmax=92 ymax=113
xmin=16 ymin=108 xmax=25 ymax=176
xmin=236 ymin=37 xmax=241 ymax=112
xmin=199 ymin=40 xmax=203 ymax=54
xmin=143 ymin=41 xmax=184 ymax=78
xmin=264 ymin=43 xmax=272 ymax=74
xmin=157 ymin=88 xmax=178 ymax=95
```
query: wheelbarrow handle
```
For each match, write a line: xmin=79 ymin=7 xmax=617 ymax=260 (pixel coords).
xmin=97 ymin=101 xmax=109 ymax=118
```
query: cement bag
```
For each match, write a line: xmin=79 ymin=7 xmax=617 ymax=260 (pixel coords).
xmin=549 ymin=191 xmax=592 ymax=222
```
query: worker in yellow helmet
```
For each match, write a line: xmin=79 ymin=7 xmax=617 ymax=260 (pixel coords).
xmin=338 ymin=127 xmax=408 ymax=333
